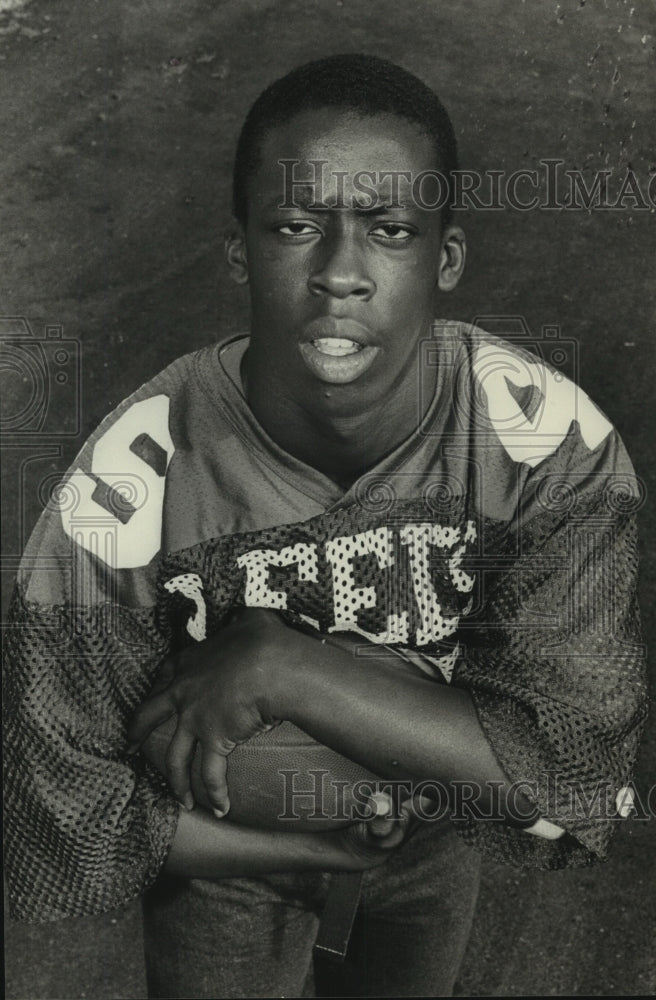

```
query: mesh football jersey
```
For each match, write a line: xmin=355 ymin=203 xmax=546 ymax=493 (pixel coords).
xmin=4 ymin=322 xmax=647 ymax=921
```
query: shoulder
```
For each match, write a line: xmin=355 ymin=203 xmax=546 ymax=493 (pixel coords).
xmin=84 ymin=339 xmax=235 ymax=443
xmin=467 ymin=323 xmax=613 ymax=466
xmin=428 ymin=320 xmax=641 ymax=527
xmin=38 ymin=338 xmax=242 ymax=575
xmin=449 ymin=321 xmax=634 ymax=481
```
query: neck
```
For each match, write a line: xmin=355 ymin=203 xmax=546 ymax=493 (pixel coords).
xmin=242 ymin=353 xmax=437 ymax=490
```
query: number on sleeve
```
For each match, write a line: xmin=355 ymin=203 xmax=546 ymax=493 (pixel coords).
xmin=61 ymin=395 xmax=175 ymax=568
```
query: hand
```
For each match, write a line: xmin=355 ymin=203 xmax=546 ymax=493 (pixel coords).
xmin=328 ymin=791 xmax=417 ymax=871
xmin=162 ymin=788 xmax=419 ymax=880
xmin=127 ymin=607 xmax=301 ymax=816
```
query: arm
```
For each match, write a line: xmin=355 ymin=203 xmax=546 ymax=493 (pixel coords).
xmin=129 ymin=610 xmax=544 ymax=828
xmin=5 ymin=387 xmax=192 ymax=920
xmin=164 ymin=791 xmax=415 ymax=879
xmin=129 ymin=442 xmax=646 ymax=864
xmin=129 ymin=370 xmax=646 ymax=869
xmin=3 ymin=577 xmax=179 ymax=921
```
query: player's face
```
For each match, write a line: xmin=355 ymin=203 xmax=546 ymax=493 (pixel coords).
xmin=226 ymin=108 xmax=465 ymax=417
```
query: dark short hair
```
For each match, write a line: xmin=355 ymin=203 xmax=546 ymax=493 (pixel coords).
xmin=232 ymin=53 xmax=459 ymax=226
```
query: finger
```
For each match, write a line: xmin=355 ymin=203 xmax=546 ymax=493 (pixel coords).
xmin=165 ymin=725 xmax=197 ymax=812
xmin=200 ymin=746 xmax=230 ymax=819
xmin=367 ymin=791 xmax=396 ymax=839
xmin=126 ymin=692 xmax=176 ymax=752
xmin=369 ymin=793 xmax=417 ymax=850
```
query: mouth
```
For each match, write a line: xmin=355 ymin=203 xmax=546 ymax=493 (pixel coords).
xmin=300 ymin=318 xmax=379 ymax=384
xmin=311 ymin=337 xmax=363 ymax=357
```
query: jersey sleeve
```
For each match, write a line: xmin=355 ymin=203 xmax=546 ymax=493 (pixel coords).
xmin=3 ymin=389 xmax=181 ymax=921
xmin=453 ymin=418 xmax=647 ymax=869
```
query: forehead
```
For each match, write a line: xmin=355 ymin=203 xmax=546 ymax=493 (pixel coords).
xmin=250 ymin=108 xmax=440 ymax=208
xmin=263 ymin=108 xmax=436 ymax=168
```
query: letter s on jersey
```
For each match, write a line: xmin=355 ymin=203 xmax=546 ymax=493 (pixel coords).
xmin=61 ymin=395 xmax=175 ymax=568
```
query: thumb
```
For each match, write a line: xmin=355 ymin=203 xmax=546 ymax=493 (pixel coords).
xmin=367 ymin=791 xmax=398 ymax=839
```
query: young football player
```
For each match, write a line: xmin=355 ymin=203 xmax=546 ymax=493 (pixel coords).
xmin=5 ymin=54 xmax=646 ymax=998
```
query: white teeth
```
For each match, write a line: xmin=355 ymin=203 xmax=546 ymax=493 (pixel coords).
xmin=312 ymin=338 xmax=362 ymax=356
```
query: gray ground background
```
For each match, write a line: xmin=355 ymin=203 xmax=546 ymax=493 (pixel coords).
xmin=2 ymin=0 xmax=655 ymax=996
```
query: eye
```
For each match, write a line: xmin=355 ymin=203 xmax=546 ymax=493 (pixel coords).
xmin=275 ymin=222 xmax=321 ymax=236
xmin=370 ymin=223 xmax=415 ymax=242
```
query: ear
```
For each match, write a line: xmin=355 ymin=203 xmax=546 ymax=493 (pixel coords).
xmin=437 ymin=225 xmax=466 ymax=292
xmin=224 ymin=221 xmax=249 ymax=285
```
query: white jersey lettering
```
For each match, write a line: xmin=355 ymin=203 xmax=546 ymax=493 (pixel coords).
xmin=400 ymin=524 xmax=460 ymax=645
xmin=237 ymin=542 xmax=320 ymax=629
xmin=325 ymin=527 xmax=406 ymax=643
xmin=164 ymin=573 xmax=207 ymax=641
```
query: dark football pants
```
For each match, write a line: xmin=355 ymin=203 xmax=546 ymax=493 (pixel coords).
xmin=142 ymin=817 xmax=481 ymax=999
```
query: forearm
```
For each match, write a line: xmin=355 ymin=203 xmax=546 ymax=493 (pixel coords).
xmin=130 ymin=611 xmax=561 ymax=833
xmin=164 ymin=806 xmax=343 ymax=879
xmin=273 ymin=641 xmax=535 ymax=821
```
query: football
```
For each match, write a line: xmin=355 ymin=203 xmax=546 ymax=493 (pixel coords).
xmin=142 ymin=717 xmax=381 ymax=830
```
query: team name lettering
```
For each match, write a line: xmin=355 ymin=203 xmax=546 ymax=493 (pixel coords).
xmin=235 ymin=521 xmax=476 ymax=648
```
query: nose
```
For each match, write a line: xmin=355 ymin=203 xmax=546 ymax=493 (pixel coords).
xmin=307 ymin=230 xmax=376 ymax=301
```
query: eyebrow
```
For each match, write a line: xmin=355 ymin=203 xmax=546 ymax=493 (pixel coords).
xmin=269 ymin=192 xmax=415 ymax=214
